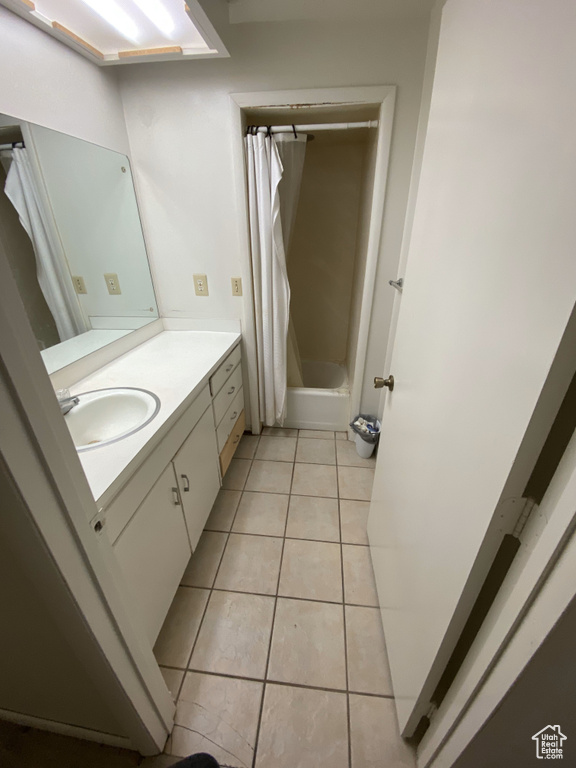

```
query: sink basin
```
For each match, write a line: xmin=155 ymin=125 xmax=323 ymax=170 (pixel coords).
xmin=65 ymin=387 xmax=161 ymax=452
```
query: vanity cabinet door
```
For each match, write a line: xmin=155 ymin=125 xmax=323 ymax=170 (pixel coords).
xmin=173 ymin=405 xmax=220 ymax=551
xmin=113 ymin=463 xmax=191 ymax=644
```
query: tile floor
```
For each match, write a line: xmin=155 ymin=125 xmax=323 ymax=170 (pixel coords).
xmin=154 ymin=427 xmax=415 ymax=768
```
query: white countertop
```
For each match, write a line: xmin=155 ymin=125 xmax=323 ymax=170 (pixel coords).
xmin=72 ymin=330 xmax=241 ymax=506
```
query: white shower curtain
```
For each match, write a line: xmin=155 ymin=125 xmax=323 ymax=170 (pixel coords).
xmin=245 ymin=132 xmax=293 ymax=426
xmin=275 ymin=134 xmax=307 ymax=388
xmin=5 ymin=147 xmax=85 ymax=342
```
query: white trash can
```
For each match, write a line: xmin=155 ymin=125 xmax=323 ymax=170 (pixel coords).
xmin=355 ymin=432 xmax=376 ymax=458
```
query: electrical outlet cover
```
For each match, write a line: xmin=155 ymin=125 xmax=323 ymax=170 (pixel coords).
xmin=193 ymin=274 xmax=209 ymax=296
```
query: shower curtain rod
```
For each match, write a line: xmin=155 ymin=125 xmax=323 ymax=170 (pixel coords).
xmin=249 ymin=120 xmax=378 ymax=134
xmin=0 ymin=142 xmax=25 ymax=151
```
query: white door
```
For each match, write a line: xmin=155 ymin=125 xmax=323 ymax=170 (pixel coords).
xmin=368 ymin=0 xmax=576 ymax=735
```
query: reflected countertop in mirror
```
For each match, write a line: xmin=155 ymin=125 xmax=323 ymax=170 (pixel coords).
xmin=0 ymin=112 xmax=159 ymax=374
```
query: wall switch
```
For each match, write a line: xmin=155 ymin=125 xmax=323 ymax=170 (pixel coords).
xmin=104 ymin=273 xmax=121 ymax=295
xmin=231 ymin=277 xmax=243 ymax=296
xmin=72 ymin=275 xmax=87 ymax=294
xmin=194 ymin=274 xmax=209 ymax=296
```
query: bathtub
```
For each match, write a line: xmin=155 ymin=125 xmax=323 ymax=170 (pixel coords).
xmin=284 ymin=360 xmax=350 ymax=431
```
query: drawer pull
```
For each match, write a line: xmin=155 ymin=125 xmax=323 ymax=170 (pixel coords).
xmin=227 ymin=386 xmax=236 ymax=395
xmin=230 ymin=411 xmax=238 ymax=421
xmin=171 ymin=487 xmax=181 ymax=506
xmin=225 ymin=364 xmax=234 ymax=372
xmin=181 ymin=473 xmax=190 ymax=492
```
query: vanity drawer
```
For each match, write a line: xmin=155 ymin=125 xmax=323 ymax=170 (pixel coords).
xmin=209 ymin=345 xmax=241 ymax=397
xmin=220 ymin=410 xmax=245 ymax=476
xmin=216 ymin=387 xmax=244 ymax=452
xmin=213 ymin=364 xmax=243 ymax=426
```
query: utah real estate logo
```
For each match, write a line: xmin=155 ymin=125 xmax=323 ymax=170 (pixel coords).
xmin=532 ymin=725 xmax=567 ymax=759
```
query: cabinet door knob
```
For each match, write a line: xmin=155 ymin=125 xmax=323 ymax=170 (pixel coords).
xmin=225 ymin=364 xmax=234 ymax=372
xmin=230 ymin=411 xmax=238 ymax=420
xmin=172 ymin=487 xmax=181 ymax=506
xmin=181 ymin=473 xmax=190 ymax=492
xmin=227 ymin=386 xmax=236 ymax=395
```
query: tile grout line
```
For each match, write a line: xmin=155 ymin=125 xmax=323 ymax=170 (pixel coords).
xmin=178 ymin=582 xmax=379 ymax=609
xmin=159 ymin=664 xmax=395 ymax=699
xmin=250 ymin=443 xmax=296 ymax=768
xmin=335 ymin=432 xmax=353 ymax=768
xmin=204 ymin=527 xmax=371 ymax=547
xmin=175 ymin=437 xmax=260 ymax=709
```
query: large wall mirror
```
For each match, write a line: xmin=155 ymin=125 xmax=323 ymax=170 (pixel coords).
xmin=0 ymin=113 xmax=158 ymax=374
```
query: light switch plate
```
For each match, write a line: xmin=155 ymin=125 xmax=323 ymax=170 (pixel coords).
xmin=194 ymin=274 xmax=209 ymax=296
xmin=104 ymin=273 xmax=121 ymax=295
xmin=72 ymin=275 xmax=87 ymax=294
xmin=231 ymin=277 xmax=243 ymax=296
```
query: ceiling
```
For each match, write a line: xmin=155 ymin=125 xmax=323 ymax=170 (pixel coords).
xmin=228 ymin=0 xmax=439 ymax=25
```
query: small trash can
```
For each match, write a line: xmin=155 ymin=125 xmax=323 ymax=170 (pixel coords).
xmin=350 ymin=415 xmax=381 ymax=459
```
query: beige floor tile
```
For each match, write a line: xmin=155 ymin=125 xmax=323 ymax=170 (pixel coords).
xmin=262 ymin=426 xmax=298 ymax=437
xmin=171 ymin=672 xmax=263 ymax=767
xmin=222 ymin=458 xmax=251 ymax=490
xmin=255 ymin=684 xmax=348 ymax=768
xmin=279 ymin=539 xmax=342 ymax=602
xmin=298 ymin=429 xmax=335 ymax=440
xmin=255 ymin=435 xmax=297 ymax=462
xmin=336 ymin=439 xmax=377 ymax=468
xmin=215 ymin=534 xmax=283 ymax=595
xmin=285 ymin=495 xmax=340 ymax=542
xmin=180 ymin=531 xmax=227 ymax=588
xmin=350 ymin=695 xmax=416 ymax=768
xmin=204 ymin=489 xmax=241 ymax=532
xmin=268 ymin=598 xmax=346 ymax=689
xmin=232 ymin=491 xmax=289 ymax=536
xmin=336 ymin=431 xmax=348 ymax=440
xmin=346 ymin=605 xmax=393 ymax=695
xmin=235 ymin=434 xmax=260 ymax=459
xmin=296 ymin=437 xmax=336 ymax=465
xmin=159 ymin=667 xmax=185 ymax=701
xmin=291 ymin=463 xmax=338 ymax=498
xmin=338 ymin=466 xmax=375 ymax=501
xmin=343 ymin=545 xmax=379 ymax=606
xmin=154 ymin=587 xmax=210 ymax=668
xmin=190 ymin=591 xmax=274 ymax=679
xmin=340 ymin=499 xmax=370 ymax=545
xmin=245 ymin=460 xmax=293 ymax=494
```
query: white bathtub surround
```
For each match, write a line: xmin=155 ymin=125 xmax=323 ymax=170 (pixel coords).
xmin=69 ymin=331 xmax=240 ymax=504
xmin=284 ymin=360 xmax=349 ymax=431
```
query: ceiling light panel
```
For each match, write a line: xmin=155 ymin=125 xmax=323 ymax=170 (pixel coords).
xmin=1 ymin=0 xmax=228 ymax=63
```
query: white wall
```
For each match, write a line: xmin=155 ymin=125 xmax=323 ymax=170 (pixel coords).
xmin=0 ymin=6 xmax=128 ymax=155
xmin=119 ymin=18 xmax=430 ymax=410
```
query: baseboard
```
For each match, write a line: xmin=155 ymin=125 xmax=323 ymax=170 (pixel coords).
xmin=0 ymin=708 xmax=133 ymax=749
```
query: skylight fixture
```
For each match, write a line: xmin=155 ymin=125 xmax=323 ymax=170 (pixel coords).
xmin=132 ymin=0 xmax=175 ymax=37
xmin=79 ymin=0 xmax=140 ymax=43
xmin=0 ymin=0 xmax=229 ymax=64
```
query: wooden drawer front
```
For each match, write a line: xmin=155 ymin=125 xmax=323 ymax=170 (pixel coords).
xmin=209 ymin=344 xmax=241 ymax=397
xmin=213 ymin=364 xmax=243 ymax=426
xmin=104 ymin=384 xmax=211 ymax=545
xmin=217 ymin=387 xmax=244 ymax=452
xmin=173 ymin=406 xmax=221 ymax=552
xmin=220 ymin=410 xmax=245 ymax=477
xmin=113 ymin=463 xmax=191 ymax=644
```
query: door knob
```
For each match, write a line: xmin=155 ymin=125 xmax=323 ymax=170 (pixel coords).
xmin=374 ymin=375 xmax=394 ymax=391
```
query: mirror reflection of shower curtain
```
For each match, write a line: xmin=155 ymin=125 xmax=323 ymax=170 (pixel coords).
xmin=245 ymin=132 xmax=291 ymax=425
xmin=275 ymin=134 xmax=307 ymax=388
xmin=4 ymin=147 xmax=85 ymax=341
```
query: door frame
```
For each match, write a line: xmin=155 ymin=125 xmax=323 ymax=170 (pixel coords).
xmin=0 ymin=245 xmax=174 ymax=754
xmin=229 ymin=85 xmax=396 ymax=432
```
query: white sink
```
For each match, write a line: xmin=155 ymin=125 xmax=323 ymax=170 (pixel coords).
xmin=65 ymin=387 xmax=161 ymax=452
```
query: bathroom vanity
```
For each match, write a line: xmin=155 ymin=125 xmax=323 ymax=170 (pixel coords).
xmin=69 ymin=330 xmax=243 ymax=643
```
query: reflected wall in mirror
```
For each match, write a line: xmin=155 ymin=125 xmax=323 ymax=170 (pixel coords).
xmin=0 ymin=113 xmax=158 ymax=374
